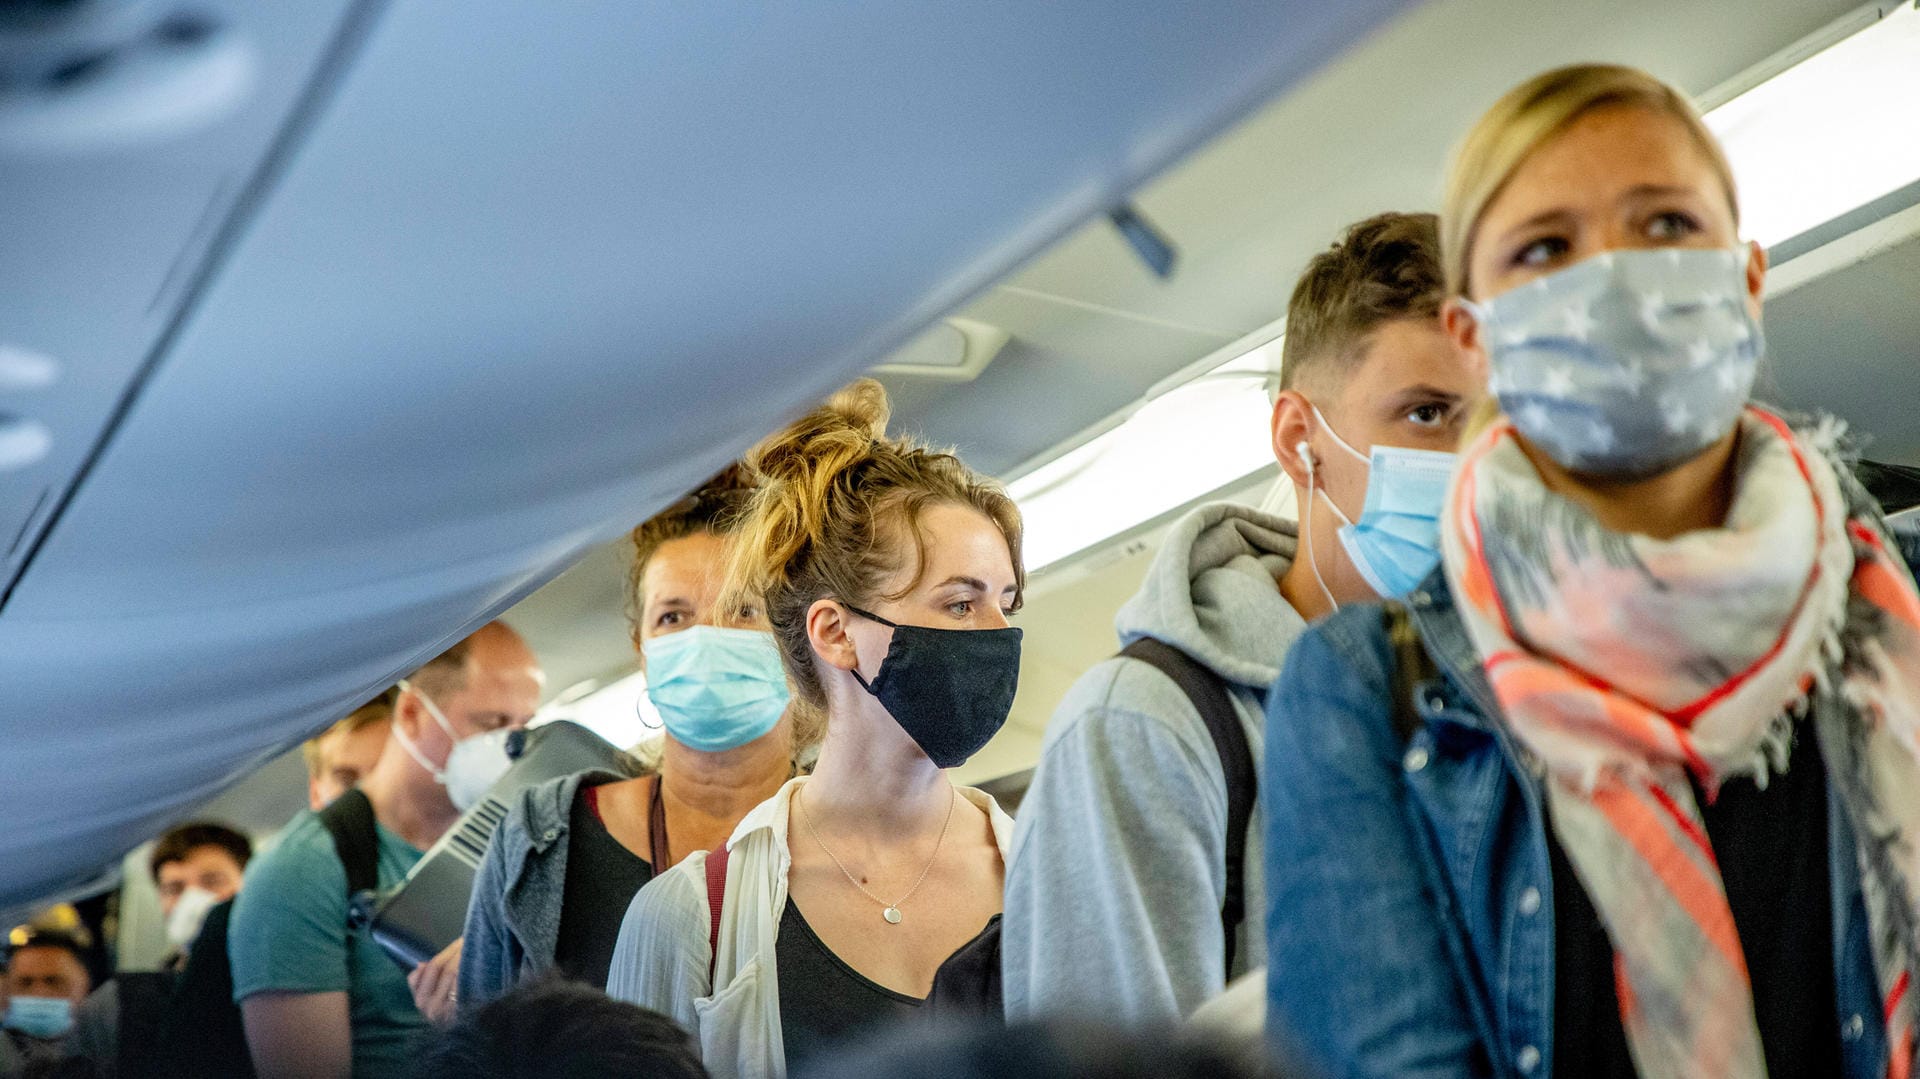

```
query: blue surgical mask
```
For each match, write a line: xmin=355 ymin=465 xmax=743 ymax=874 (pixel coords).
xmin=1308 ymin=405 xmax=1455 ymax=600
xmin=5 ymin=995 xmax=74 ymax=1040
xmin=1460 ymin=247 xmax=1762 ymax=479
xmin=644 ymin=626 xmax=791 ymax=752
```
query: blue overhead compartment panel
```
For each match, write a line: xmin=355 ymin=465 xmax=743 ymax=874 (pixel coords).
xmin=0 ymin=0 xmax=1413 ymax=910
xmin=0 ymin=0 xmax=360 ymax=595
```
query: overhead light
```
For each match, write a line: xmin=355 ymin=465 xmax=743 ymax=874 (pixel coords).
xmin=1008 ymin=331 xmax=1285 ymax=572
xmin=1707 ymin=2 xmax=1920 ymax=249
xmin=533 ymin=667 xmax=659 ymax=750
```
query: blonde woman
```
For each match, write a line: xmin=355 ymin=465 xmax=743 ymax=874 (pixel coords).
xmin=607 ymin=379 xmax=1020 ymax=1078
xmin=1262 ymin=65 xmax=1920 ymax=1079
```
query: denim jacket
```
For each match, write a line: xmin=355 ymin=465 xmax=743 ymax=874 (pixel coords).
xmin=458 ymin=768 xmax=631 ymax=1008
xmin=1261 ymin=572 xmax=1889 ymax=1079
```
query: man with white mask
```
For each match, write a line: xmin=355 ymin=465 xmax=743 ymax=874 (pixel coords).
xmin=1004 ymin=212 xmax=1485 ymax=1030
xmin=149 ymin=822 xmax=253 ymax=956
xmin=62 ymin=822 xmax=253 ymax=1076
xmin=230 ymin=623 xmax=543 ymax=1079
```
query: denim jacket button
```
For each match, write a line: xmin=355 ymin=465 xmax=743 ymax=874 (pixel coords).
xmin=1402 ymin=746 xmax=1430 ymax=772
xmin=1518 ymin=887 xmax=1541 ymax=916
xmin=1843 ymin=1014 xmax=1865 ymax=1041
xmin=543 ymin=828 xmax=559 ymax=842
xmin=1516 ymin=1045 xmax=1541 ymax=1074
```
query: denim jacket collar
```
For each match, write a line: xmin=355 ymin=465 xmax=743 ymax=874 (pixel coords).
xmin=1400 ymin=569 xmax=1505 ymax=737
xmin=500 ymin=768 xmax=633 ymax=958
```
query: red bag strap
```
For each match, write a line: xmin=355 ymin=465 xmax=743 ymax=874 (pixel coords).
xmin=704 ymin=846 xmax=730 ymax=988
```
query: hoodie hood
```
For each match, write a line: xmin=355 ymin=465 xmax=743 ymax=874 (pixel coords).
xmin=1114 ymin=501 xmax=1304 ymax=690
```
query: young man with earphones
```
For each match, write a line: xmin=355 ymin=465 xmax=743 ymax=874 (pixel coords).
xmin=1271 ymin=216 xmax=1484 ymax=621
xmin=1004 ymin=212 xmax=1483 ymax=1034
xmin=229 ymin=622 xmax=545 ymax=1079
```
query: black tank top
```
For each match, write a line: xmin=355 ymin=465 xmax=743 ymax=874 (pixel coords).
xmin=1550 ymin=730 xmax=1843 ymax=1078
xmin=552 ymin=783 xmax=654 ymax=990
xmin=775 ymin=897 xmax=1001 ymax=1070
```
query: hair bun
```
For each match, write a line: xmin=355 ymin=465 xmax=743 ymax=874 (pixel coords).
xmin=746 ymin=377 xmax=891 ymax=484
xmin=824 ymin=377 xmax=890 ymax=439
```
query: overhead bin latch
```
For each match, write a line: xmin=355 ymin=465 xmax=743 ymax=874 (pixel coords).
xmin=1107 ymin=201 xmax=1178 ymax=279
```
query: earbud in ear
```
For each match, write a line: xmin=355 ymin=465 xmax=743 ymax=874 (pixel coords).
xmin=1295 ymin=441 xmax=1315 ymax=472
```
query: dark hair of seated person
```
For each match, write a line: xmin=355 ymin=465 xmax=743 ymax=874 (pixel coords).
xmin=796 ymin=1018 xmax=1295 ymax=1079
xmin=414 ymin=975 xmax=709 ymax=1079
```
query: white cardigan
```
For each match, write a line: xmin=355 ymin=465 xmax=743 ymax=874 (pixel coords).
xmin=606 ymin=776 xmax=1015 ymax=1079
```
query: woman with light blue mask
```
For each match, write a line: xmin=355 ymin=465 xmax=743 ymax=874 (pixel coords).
xmin=453 ymin=469 xmax=803 ymax=1010
xmin=1263 ymin=65 xmax=1920 ymax=1079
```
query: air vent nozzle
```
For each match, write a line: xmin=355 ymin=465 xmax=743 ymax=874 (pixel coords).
xmin=0 ymin=3 xmax=254 ymax=155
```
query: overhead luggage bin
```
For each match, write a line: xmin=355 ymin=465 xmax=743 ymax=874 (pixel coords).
xmin=0 ymin=0 xmax=1414 ymax=913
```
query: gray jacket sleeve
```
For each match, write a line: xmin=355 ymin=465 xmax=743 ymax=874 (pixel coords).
xmin=1002 ymin=659 xmax=1235 ymax=1024
xmin=64 ymin=980 xmax=120 ymax=1076
xmin=458 ymin=810 xmax=527 ymax=1011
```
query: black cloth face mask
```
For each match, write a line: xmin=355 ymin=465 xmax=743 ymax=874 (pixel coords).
xmin=841 ymin=603 xmax=1023 ymax=768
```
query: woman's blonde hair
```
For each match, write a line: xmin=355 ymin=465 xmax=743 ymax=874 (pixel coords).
xmin=722 ymin=378 xmax=1025 ymax=710
xmin=1440 ymin=63 xmax=1739 ymax=298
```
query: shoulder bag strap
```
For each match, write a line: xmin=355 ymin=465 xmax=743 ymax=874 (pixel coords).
xmin=704 ymin=846 xmax=730 ymax=989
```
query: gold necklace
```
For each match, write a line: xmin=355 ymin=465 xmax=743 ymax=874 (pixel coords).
xmin=798 ymin=786 xmax=958 ymax=925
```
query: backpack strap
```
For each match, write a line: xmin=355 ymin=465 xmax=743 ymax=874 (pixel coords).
xmin=316 ymin=787 xmax=381 ymax=900
xmin=1117 ymin=636 xmax=1255 ymax=975
xmin=1384 ymin=600 xmax=1438 ymax=743
xmin=705 ymin=846 xmax=731 ymax=989
xmin=154 ymin=899 xmax=255 ymax=1078
xmin=115 ymin=971 xmax=176 ymax=1079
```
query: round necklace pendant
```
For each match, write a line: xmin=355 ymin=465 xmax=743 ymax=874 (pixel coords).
xmin=882 ymin=906 xmax=903 ymax=924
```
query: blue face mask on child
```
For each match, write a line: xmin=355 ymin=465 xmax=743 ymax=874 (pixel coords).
xmin=644 ymin=626 xmax=791 ymax=752
xmin=5 ymin=996 xmax=74 ymax=1040
xmin=1306 ymin=405 xmax=1457 ymax=603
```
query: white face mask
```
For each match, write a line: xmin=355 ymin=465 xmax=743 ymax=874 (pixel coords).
xmin=444 ymin=728 xmax=514 ymax=812
xmin=392 ymin=680 xmax=514 ymax=811
xmin=164 ymin=885 xmax=222 ymax=949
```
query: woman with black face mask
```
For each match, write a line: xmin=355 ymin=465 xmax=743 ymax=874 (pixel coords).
xmin=607 ymin=378 xmax=1025 ymax=1079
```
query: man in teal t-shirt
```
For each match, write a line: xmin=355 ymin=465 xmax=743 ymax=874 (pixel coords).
xmin=229 ymin=623 xmax=543 ymax=1078
xmin=229 ymin=810 xmax=426 ymax=1077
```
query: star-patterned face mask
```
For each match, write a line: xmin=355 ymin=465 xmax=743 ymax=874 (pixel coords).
xmin=1460 ymin=247 xmax=1763 ymax=480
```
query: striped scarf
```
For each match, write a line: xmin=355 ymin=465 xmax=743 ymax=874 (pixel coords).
xmin=1441 ymin=407 xmax=1920 ymax=1079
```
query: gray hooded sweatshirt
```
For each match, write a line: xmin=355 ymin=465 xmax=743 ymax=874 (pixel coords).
xmin=1002 ymin=502 xmax=1304 ymax=1024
